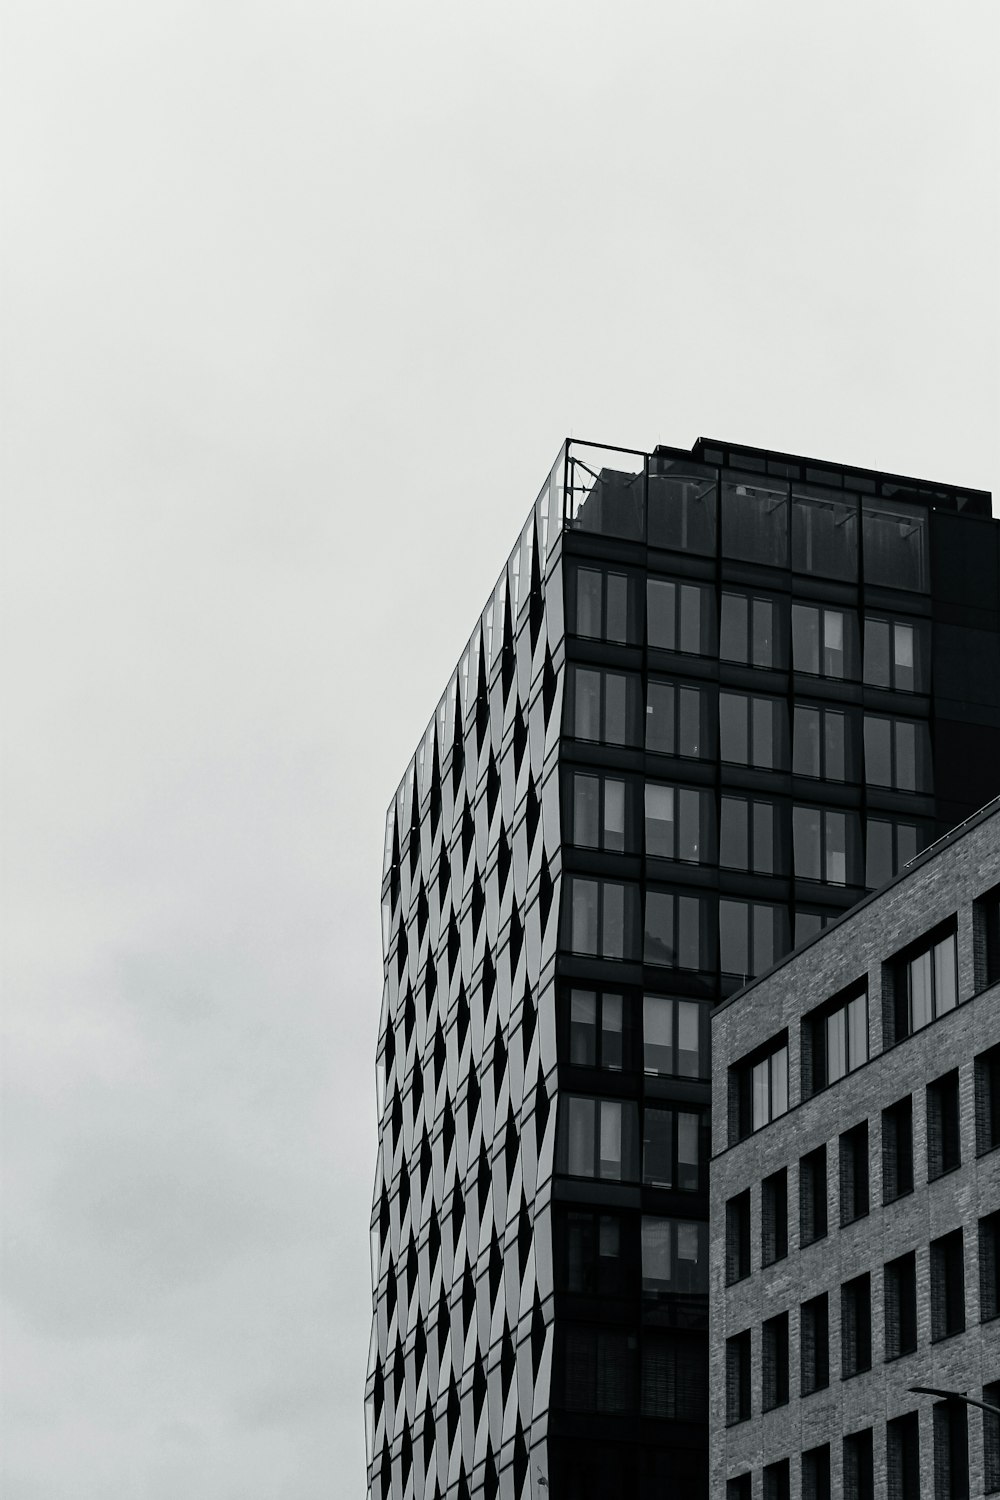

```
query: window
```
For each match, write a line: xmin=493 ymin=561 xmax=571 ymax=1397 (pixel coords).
xmin=569 ymin=665 xmax=642 ymax=746
xmin=840 ymin=1122 xmax=870 ymax=1224
xmin=762 ymin=1311 xmax=789 ymax=1410
xmin=567 ymin=988 xmax=631 ymax=1070
xmin=975 ymin=883 xmax=1000 ymax=990
xmin=763 ymin=1458 xmax=790 ymax=1500
xmin=793 ymin=908 xmax=836 ymax=947
xmin=803 ymin=986 xmax=868 ymax=1094
xmin=720 ymin=590 xmax=782 ymax=667
xmin=865 ymin=817 xmax=924 ymax=888
xmin=800 ymin=1293 xmax=829 ymax=1395
xmin=926 ymin=1069 xmax=961 ymax=1180
xmin=642 ymin=1106 xmax=706 ymax=1191
xmin=558 ymin=1095 xmax=639 ymax=1181
xmin=888 ymin=923 xmax=959 ymax=1043
xmin=863 ymin=615 xmax=928 ymax=692
xmin=641 ymin=1216 xmax=708 ymax=1297
xmin=719 ymin=898 xmax=789 ymax=979
xmin=882 ymin=1096 xmax=914 ymax=1203
xmin=793 ymin=703 xmax=859 ymax=781
xmin=572 ymin=565 xmax=637 ymax=643
xmin=725 ymin=1191 xmax=751 ymax=1284
xmin=862 ymin=498 xmax=929 ymax=591
xmin=644 ymin=783 xmax=714 ymax=862
xmin=564 ymin=876 xmax=640 ymax=959
xmin=841 ymin=1274 xmax=872 ymax=1378
xmin=730 ymin=1033 xmax=789 ymax=1142
xmin=887 ymin=1412 xmax=921 ymax=1500
xmin=884 ymin=1251 xmax=917 ymax=1359
xmin=799 ymin=1145 xmax=827 ymax=1247
xmin=761 ymin=1168 xmax=788 ymax=1265
xmin=563 ymin=1325 xmax=635 ymax=1413
xmin=640 ymin=1331 xmax=708 ymax=1420
xmin=720 ymin=795 xmax=782 ymax=874
xmin=983 ymin=1381 xmax=1000 ymax=1493
xmin=977 ymin=1044 xmax=1000 ymax=1154
xmin=646 ymin=577 xmax=715 ymax=654
xmin=792 ymin=602 xmax=859 ymax=679
xmin=569 ymin=772 xmax=636 ymax=853
xmin=930 ymin=1229 xmax=965 ymax=1341
xmin=647 ymin=463 xmax=717 ymax=554
xmin=644 ymin=889 xmax=708 ymax=969
xmin=561 ymin=1210 xmax=631 ymax=1297
xmin=793 ymin=489 xmax=858 ymax=580
xmin=863 ymin=714 xmax=931 ymax=791
xmin=727 ymin=1479 xmax=751 ymax=1500
xmin=843 ymin=1428 xmax=874 ymax=1500
xmin=933 ymin=1398 xmax=969 ymax=1500
xmin=793 ymin=805 xmax=861 ymax=885
xmin=722 ymin=476 xmax=789 ymax=566
xmin=802 ymin=1442 xmax=831 ymax=1500
xmin=979 ymin=1210 xmax=1000 ymax=1321
xmin=719 ymin=690 xmax=787 ymax=769
xmin=646 ymin=679 xmax=711 ymax=757
xmin=725 ymin=1330 xmax=751 ymax=1424
xmin=642 ymin=994 xmax=709 ymax=1078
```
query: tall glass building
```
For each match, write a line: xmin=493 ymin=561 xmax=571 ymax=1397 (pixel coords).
xmin=365 ymin=437 xmax=1000 ymax=1500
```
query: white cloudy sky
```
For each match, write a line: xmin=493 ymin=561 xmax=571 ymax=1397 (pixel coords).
xmin=2 ymin=2 xmax=997 ymax=1496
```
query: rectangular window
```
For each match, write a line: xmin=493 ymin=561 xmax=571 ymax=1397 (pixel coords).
xmin=729 ymin=1033 xmax=789 ymax=1142
xmin=720 ymin=590 xmax=782 ymax=667
xmin=725 ymin=1191 xmax=751 ymax=1284
xmin=975 ymin=883 xmax=1000 ymax=990
xmin=761 ymin=1168 xmax=788 ymax=1265
xmin=564 ymin=876 xmax=640 ymax=960
xmin=933 ymin=1398 xmax=969 ymax=1500
xmin=865 ymin=816 xmax=924 ymax=888
xmin=640 ymin=1331 xmax=708 ymax=1420
xmin=569 ymin=665 xmax=642 ymax=746
xmin=862 ymin=499 xmax=929 ymax=591
xmin=719 ymin=794 xmax=781 ymax=874
xmin=644 ymin=889 xmax=707 ymax=970
xmin=793 ymin=804 xmax=861 ymax=885
xmin=841 ymin=1273 xmax=872 ymax=1378
xmin=800 ymin=1293 xmax=829 ymax=1395
xmin=977 ymin=1044 xmax=1000 ymax=1154
xmin=863 ymin=614 xmax=928 ymax=692
xmin=558 ymin=1095 xmax=638 ymax=1182
xmin=722 ymin=476 xmax=789 ymax=566
xmin=799 ymin=1145 xmax=827 ymax=1247
xmin=646 ymin=678 xmax=711 ymax=758
xmin=793 ymin=490 xmax=858 ymax=580
xmin=882 ymin=1095 xmax=914 ymax=1203
xmin=567 ymin=988 xmax=631 ymax=1071
xmin=763 ymin=1458 xmax=791 ymax=1500
xmin=843 ymin=1428 xmax=874 ymax=1500
xmin=644 ymin=782 xmax=714 ymax=863
xmin=641 ymin=1216 xmax=708 ymax=1297
xmin=569 ymin=771 xmax=636 ymax=853
xmin=793 ymin=703 xmax=858 ymax=781
xmin=642 ymin=1106 xmax=706 ymax=1191
xmin=839 ymin=1121 xmax=870 ymax=1224
xmin=792 ymin=602 xmax=859 ymax=679
xmin=980 ymin=1210 xmax=1000 ymax=1321
xmin=884 ymin=1251 xmax=917 ymax=1360
xmin=762 ymin=1310 xmax=789 ymax=1410
xmin=572 ymin=565 xmax=638 ymax=643
xmin=927 ymin=1069 xmax=961 ymax=1180
xmin=930 ymin=1229 xmax=965 ymax=1341
xmin=563 ymin=1326 xmax=635 ymax=1413
xmin=719 ymin=690 xmax=787 ymax=769
xmin=642 ymin=994 xmax=709 ymax=1078
xmin=984 ymin=1381 xmax=1000 ymax=1493
xmin=887 ymin=1411 xmax=921 ymax=1500
xmin=725 ymin=1330 xmax=752 ymax=1425
xmin=561 ymin=1210 xmax=629 ymax=1297
xmin=802 ymin=1442 xmax=831 ymax=1500
xmin=887 ymin=923 xmax=959 ymax=1043
xmin=726 ymin=1478 xmax=750 ymax=1500
xmin=803 ymin=986 xmax=868 ymax=1094
xmin=719 ymin=898 xmax=789 ymax=980
xmin=863 ymin=713 xmax=932 ymax=791
xmin=646 ymin=577 xmax=715 ymax=655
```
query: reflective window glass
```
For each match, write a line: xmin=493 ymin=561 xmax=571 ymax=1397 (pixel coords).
xmin=576 ymin=569 xmax=602 ymax=637
xmin=644 ymin=994 xmax=674 ymax=1075
xmin=722 ymin=477 xmax=789 ymax=566
xmin=647 ymin=579 xmax=677 ymax=649
xmin=570 ymin=989 xmax=597 ymax=1065
xmin=573 ymin=774 xmax=600 ymax=847
xmin=862 ymin=500 xmax=929 ymax=591
xmin=647 ymin=469 xmax=717 ymax=553
xmin=606 ymin=573 xmax=628 ymax=644
xmin=792 ymin=491 xmax=858 ymax=579
xmin=643 ymin=1108 xmax=674 ymax=1186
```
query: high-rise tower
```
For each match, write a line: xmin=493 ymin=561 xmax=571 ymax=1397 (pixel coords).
xmin=366 ymin=437 xmax=999 ymax=1500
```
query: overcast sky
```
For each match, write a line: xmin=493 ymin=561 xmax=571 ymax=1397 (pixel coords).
xmin=2 ymin=2 xmax=998 ymax=1496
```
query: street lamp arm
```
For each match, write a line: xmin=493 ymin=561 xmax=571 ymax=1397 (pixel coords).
xmin=909 ymin=1384 xmax=1000 ymax=1417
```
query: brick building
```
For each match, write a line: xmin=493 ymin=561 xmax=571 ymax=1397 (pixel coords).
xmin=710 ymin=799 xmax=1000 ymax=1499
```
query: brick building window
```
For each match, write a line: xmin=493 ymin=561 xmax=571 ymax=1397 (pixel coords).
xmin=800 ymin=1293 xmax=829 ymax=1395
xmin=763 ymin=1458 xmax=790 ymax=1500
xmin=885 ymin=920 xmax=958 ymax=1044
xmin=882 ymin=1095 xmax=914 ymax=1202
xmin=726 ymin=1478 xmax=751 ymax=1500
xmin=926 ymin=1069 xmax=961 ymax=1179
xmin=843 ymin=1428 xmax=874 ymax=1500
xmin=930 ymin=1229 xmax=965 ymax=1341
xmin=983 ymin=1381 xmax=1000 ymax=1493
xmin=725 ymin=1191 xmax=751 ymax=1285
xmin=725 ymin=1330 xmax=751 ymax=1425
xmin=799 ymin=1144 xmax=827 ymax=1247
xmin=729 ymin=1032 xmax=789 ymax=1142
xmin=976 ymin=1043 xmax=1000 ymax=1154
xmin=980 ymin=1210 xmax=1000 ymax=1321
xmin=802 ymin=984 xmax=868 ymax=1094
xmin=884 ymin=1250 xmax=917 ymax=1360
xmin=933 ymin=1398 xmax=969 ymax=1500
xmin=841 ymin=1273 xmax=872 ymax=1378
xmin=973 ymin=881 xmax=1000 ymax=991
xmin=840 ymin=1121 xmax=869 ymax=1224
xmin=761 ymin=1167 xmax=788 ymax=1265
xmin=802 ymin=1442 xmax=831 ymax=1500
xmin=762 ymin=1310 xmax=789 ymax=1410
xmin=887 ymin=1412 xmax=921 ymax=1500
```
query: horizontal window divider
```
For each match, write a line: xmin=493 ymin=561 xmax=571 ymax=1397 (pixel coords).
xmin=551 ymin=1179 xmax=641 ymax=1208
xmin=790 ymin=673 xmax=863 ymax=703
